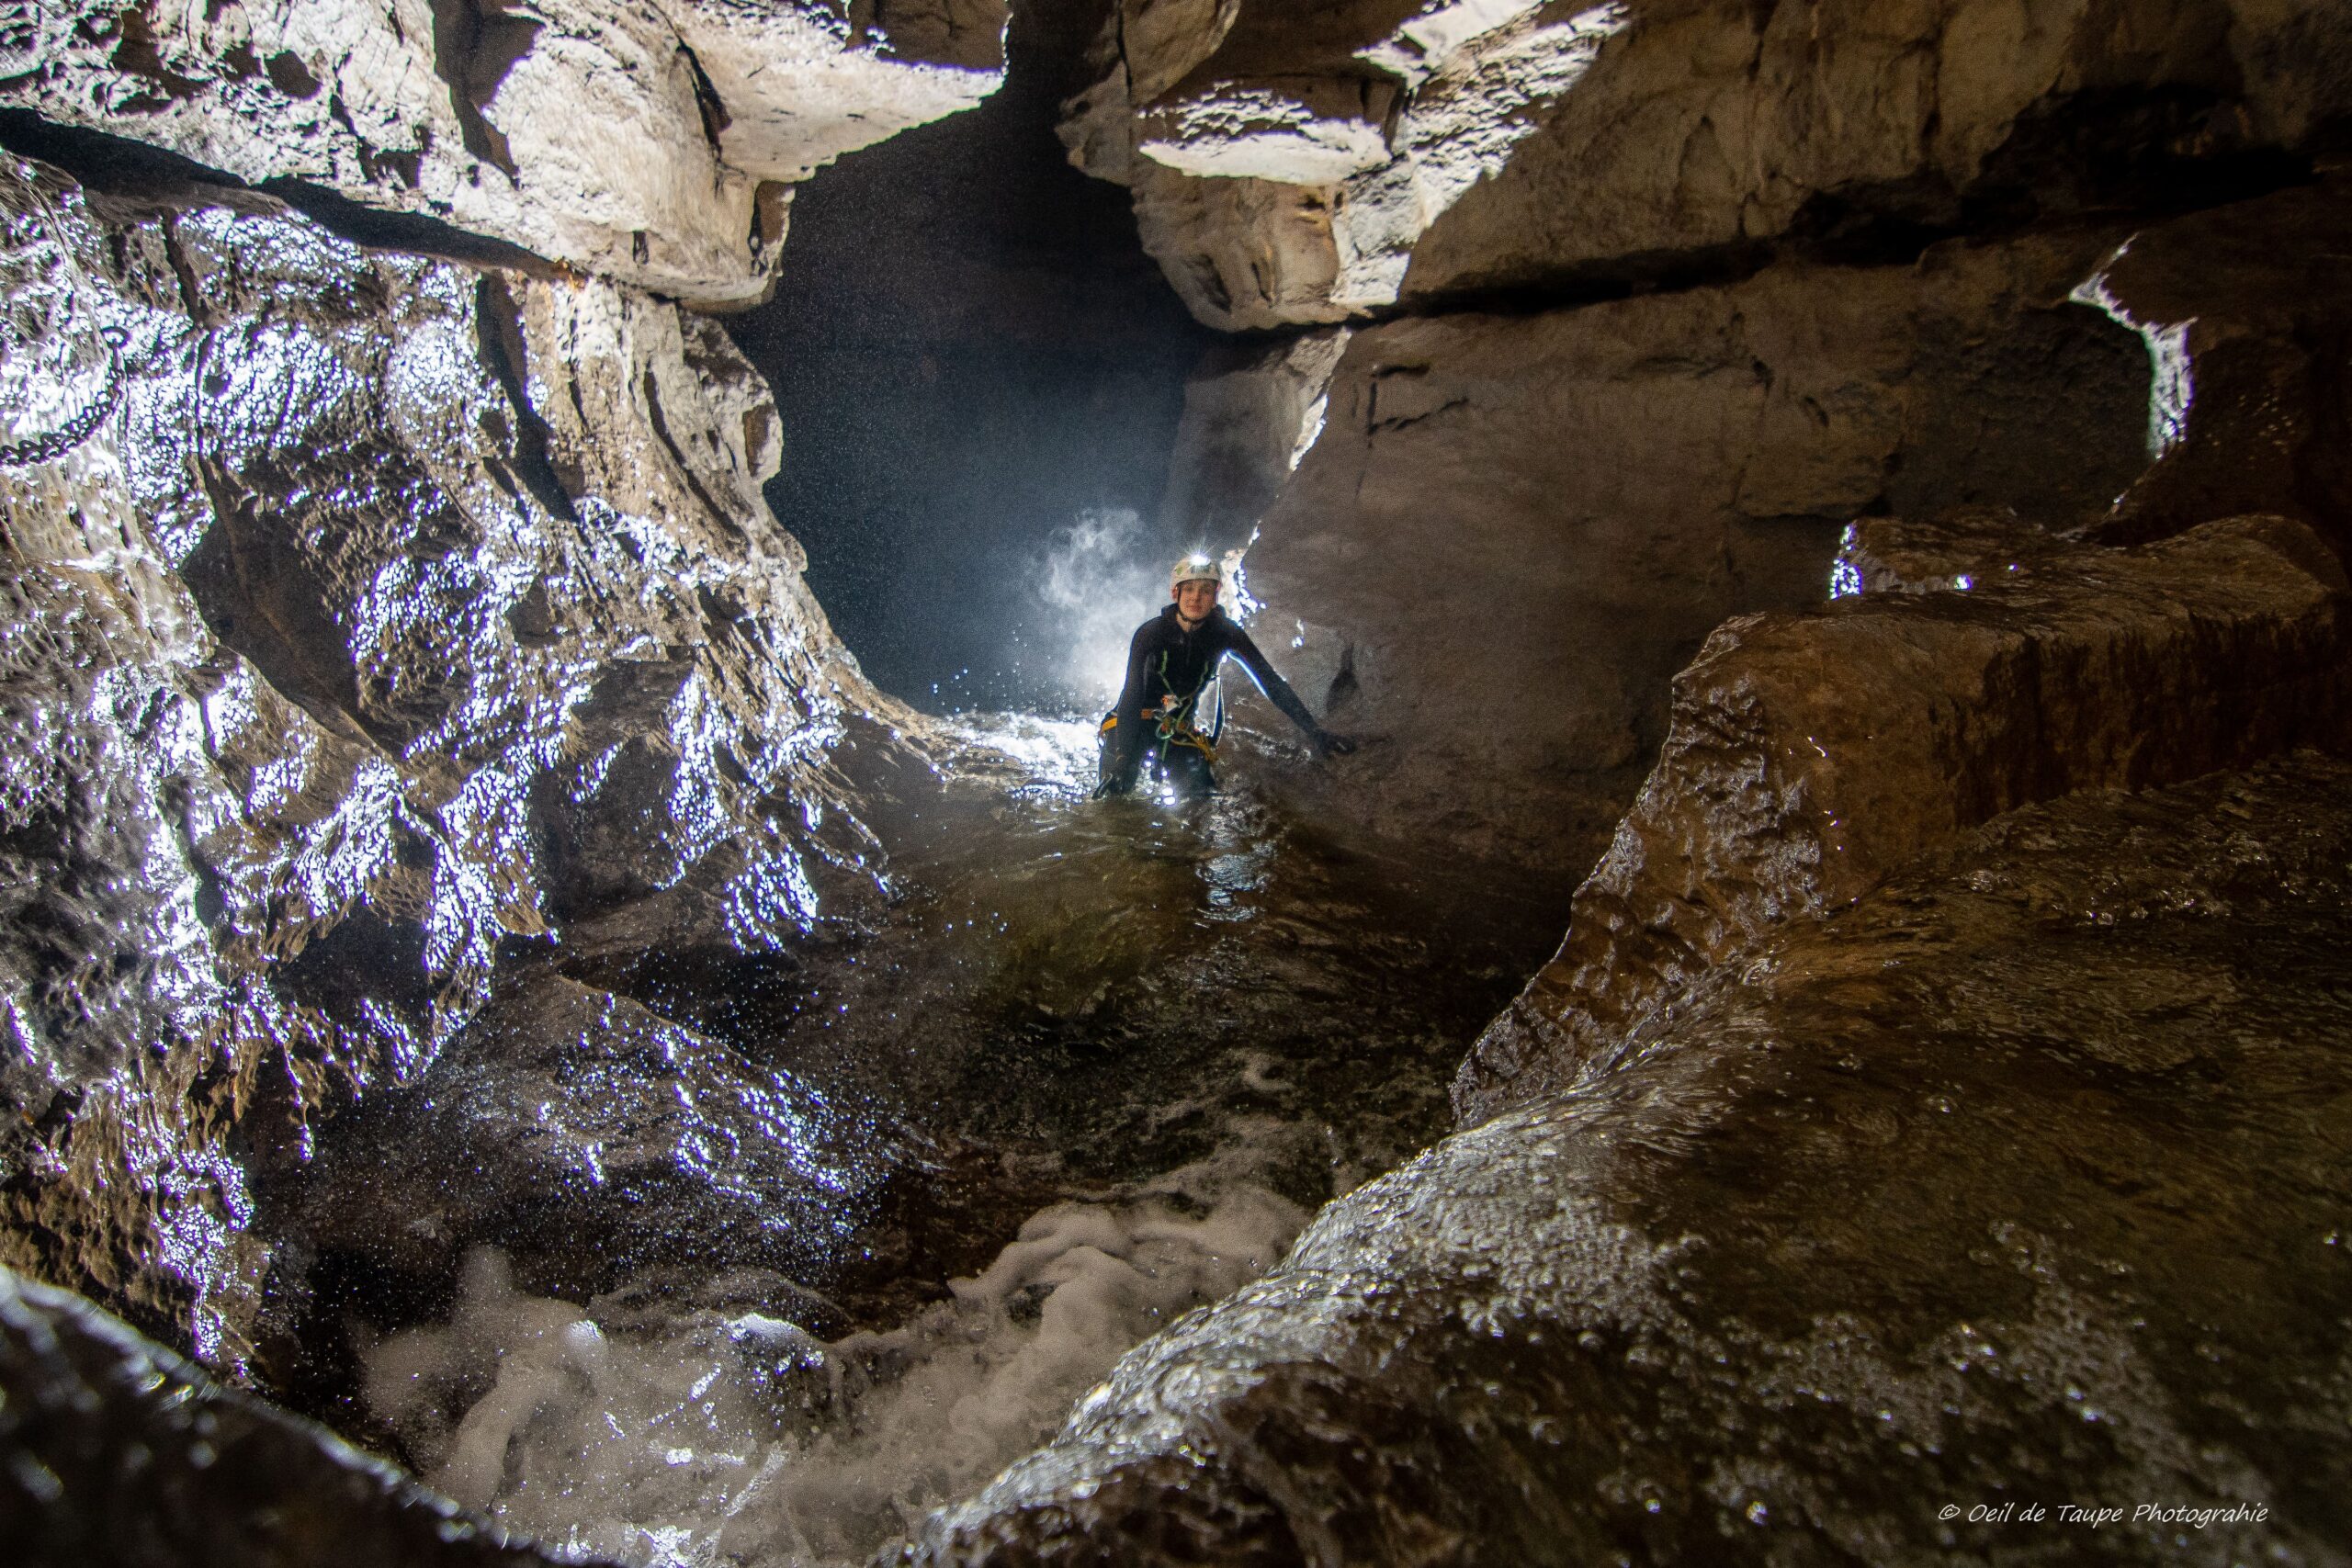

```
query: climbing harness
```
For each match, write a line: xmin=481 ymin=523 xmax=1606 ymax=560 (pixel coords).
xmin=1149 ymin=644 xmax=1226 ymax=760
xmin=1097 ymin=701 xmax=1218 ymax=766
xmin=0 ymin=164 xmax=126 ymax=469
xmin=1096 ymin=650 xmax=1227 ymax=800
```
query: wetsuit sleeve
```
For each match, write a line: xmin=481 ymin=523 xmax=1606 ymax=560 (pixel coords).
xmin=1112 ymin=619 xmax=1156 ymax=739
xmin=1225 ymin=625 xmax=1321 ymax=738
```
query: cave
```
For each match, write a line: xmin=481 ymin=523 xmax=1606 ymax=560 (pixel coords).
xmin=3 ymin=2 xmax=2351 ymax=1566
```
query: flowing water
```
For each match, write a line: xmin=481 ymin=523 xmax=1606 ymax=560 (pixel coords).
xmin=346 ymin=712 xmax=1567 ymax=1565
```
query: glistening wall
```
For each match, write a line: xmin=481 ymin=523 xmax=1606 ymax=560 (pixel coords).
xmin=0 ymin=0 xmax=1017 ymax=1368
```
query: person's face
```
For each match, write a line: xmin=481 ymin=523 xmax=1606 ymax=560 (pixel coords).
xmin=1174 ymin=578 xmax=1219 ymax=621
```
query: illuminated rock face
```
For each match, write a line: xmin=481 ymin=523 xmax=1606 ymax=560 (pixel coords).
xmin=0 ymin=160 xmax=906 ymax=1364
xmin=1061 ymin=0 xmax=2352 ymax=330
xmin=275 ymin=972 xmax=918 ymax=1309
xmin=908 ymin=750 xmax=2352 ymax=1566
xmin=5 ymin=0 xmax=1008 ymax=306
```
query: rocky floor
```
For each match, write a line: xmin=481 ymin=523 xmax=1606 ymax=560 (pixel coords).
xmin=910 ymin=750 xmax=2352 ymax=1566
xmin=261 ymin=716 xmax=1566 ymax=1564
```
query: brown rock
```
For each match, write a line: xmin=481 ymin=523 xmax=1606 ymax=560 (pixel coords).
xmin=2068 ymin=177 xmax=2352 ymax=558
xmin=0 ymin=1265 xmax=592 ymax=1567
xmin=905 ymin=751 xmax=2352 ymax=1566
xmin=1455 ymin=513 xmax=2352 ymax=1123
xmin=1826 ymin=506 xmax=2075 ymax=597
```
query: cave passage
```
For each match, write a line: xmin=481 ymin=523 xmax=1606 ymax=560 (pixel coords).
xmin=726 ymin=23 xmax=1221 ymax=716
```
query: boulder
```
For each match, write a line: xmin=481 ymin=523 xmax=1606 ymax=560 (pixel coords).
xmin=273 ymin=973 xmax=919 ymax=1307
xmin=0 ymin=1264 xmax=590 ymax=1567
xmin=1457 ymin=513 xmax=2352 ymax=1122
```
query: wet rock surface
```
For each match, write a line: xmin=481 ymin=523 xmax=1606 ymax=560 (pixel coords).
xmin=2074 ymin=176 xmax=2352 ymax=558
xmin=274 ymin=973 xmax=917 ymax=1312
xmin=1457 ymin=513 xmax=2352 ymax=1120
xmin=0 ymin=156 xmax=910 ymax=1365
xmin=305 ymin=723 xmax=1565 ymax=1563
xmin=0 ymin=1263 xmax=592 ymax=1567
xmin=908 ymin=750 xmax=2352 ymax=1567
xmin=3 ymin=0 xmax=2352 ymax=1562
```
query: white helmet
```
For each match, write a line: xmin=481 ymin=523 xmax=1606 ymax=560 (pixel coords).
xmin=1170 ymin=553 xmax=1224 ymax=592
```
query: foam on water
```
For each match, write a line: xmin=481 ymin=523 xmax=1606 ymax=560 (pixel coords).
xmin=362 ymin=1167 xmax=1305 ymax=1566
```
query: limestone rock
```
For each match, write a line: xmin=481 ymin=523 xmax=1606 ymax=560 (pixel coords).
xmin=1123 ymin=162 xmax=1353 ymax=330
xmin=0 ymin=1265 xmax=589 ymax=1566
xmin=0 ymin=157 xmax=910 ymax=1362
xmin=1826 ymin=507 xmax=2075 ymax=598
xmin=4 ymin=0 xmax=1009 ymax=305
xmin=1456 ymin=513 xmax=2352 ymax=1122
xmin=1154 ymin=325 xmax=1348 ymax=548
xmin=1065 ymin=0 xmax=1626 ymax=329
xmin=1239 ymin=230 xmax=2152 ymax=875
xmin=1406 ymin=0 xmax=2352 ymax=300
xmin=906 ymin=752 xmax=2352 ymax=1565
xmin=1061 ymin=0 xmax=2352 ymax=329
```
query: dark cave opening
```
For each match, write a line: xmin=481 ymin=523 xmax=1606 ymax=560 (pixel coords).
xmin=724 ymin=13 xmax=1222 ymax=717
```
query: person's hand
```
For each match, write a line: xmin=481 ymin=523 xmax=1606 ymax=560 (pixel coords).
xmin=1313 ymin=729 xmax=1358 ymax=758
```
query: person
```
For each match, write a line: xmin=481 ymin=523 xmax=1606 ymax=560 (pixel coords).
xmin=1094 ymin=554 xmax=1356 ymax=798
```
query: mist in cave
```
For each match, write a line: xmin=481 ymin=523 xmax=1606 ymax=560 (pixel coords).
xmin=727 ymin=18 xmax=1219 ymax=716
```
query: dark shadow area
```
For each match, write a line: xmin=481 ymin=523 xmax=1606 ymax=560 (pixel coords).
xmin=725 ymin=10 xmax=1220 ymax=715
xmin=0 ymin=107 xmax=560 ymax=276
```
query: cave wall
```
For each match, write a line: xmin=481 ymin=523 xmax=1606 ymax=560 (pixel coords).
xmin=1061 ymin=0 xmax=2351 ymax=329
xmin=1078 ymin=0 xmax=2352 ymax=881
xmin=1243 ymin=228 xmax=2155 ymax=872
xmin=0 ymin=156 xmax=917 ymax=1368
xmin=0 ymin=0 xmax=1035 ymax=1385
xmin=5 ymin=0 xmax=1010 ymax=306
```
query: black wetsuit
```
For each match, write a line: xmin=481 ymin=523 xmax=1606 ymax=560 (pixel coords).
xmin=1098 ymin=604 xmax=1320 ymax=795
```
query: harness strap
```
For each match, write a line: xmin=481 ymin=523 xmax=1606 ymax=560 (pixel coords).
xmin=1099 ymin=710 xmax=1218 ymax=763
